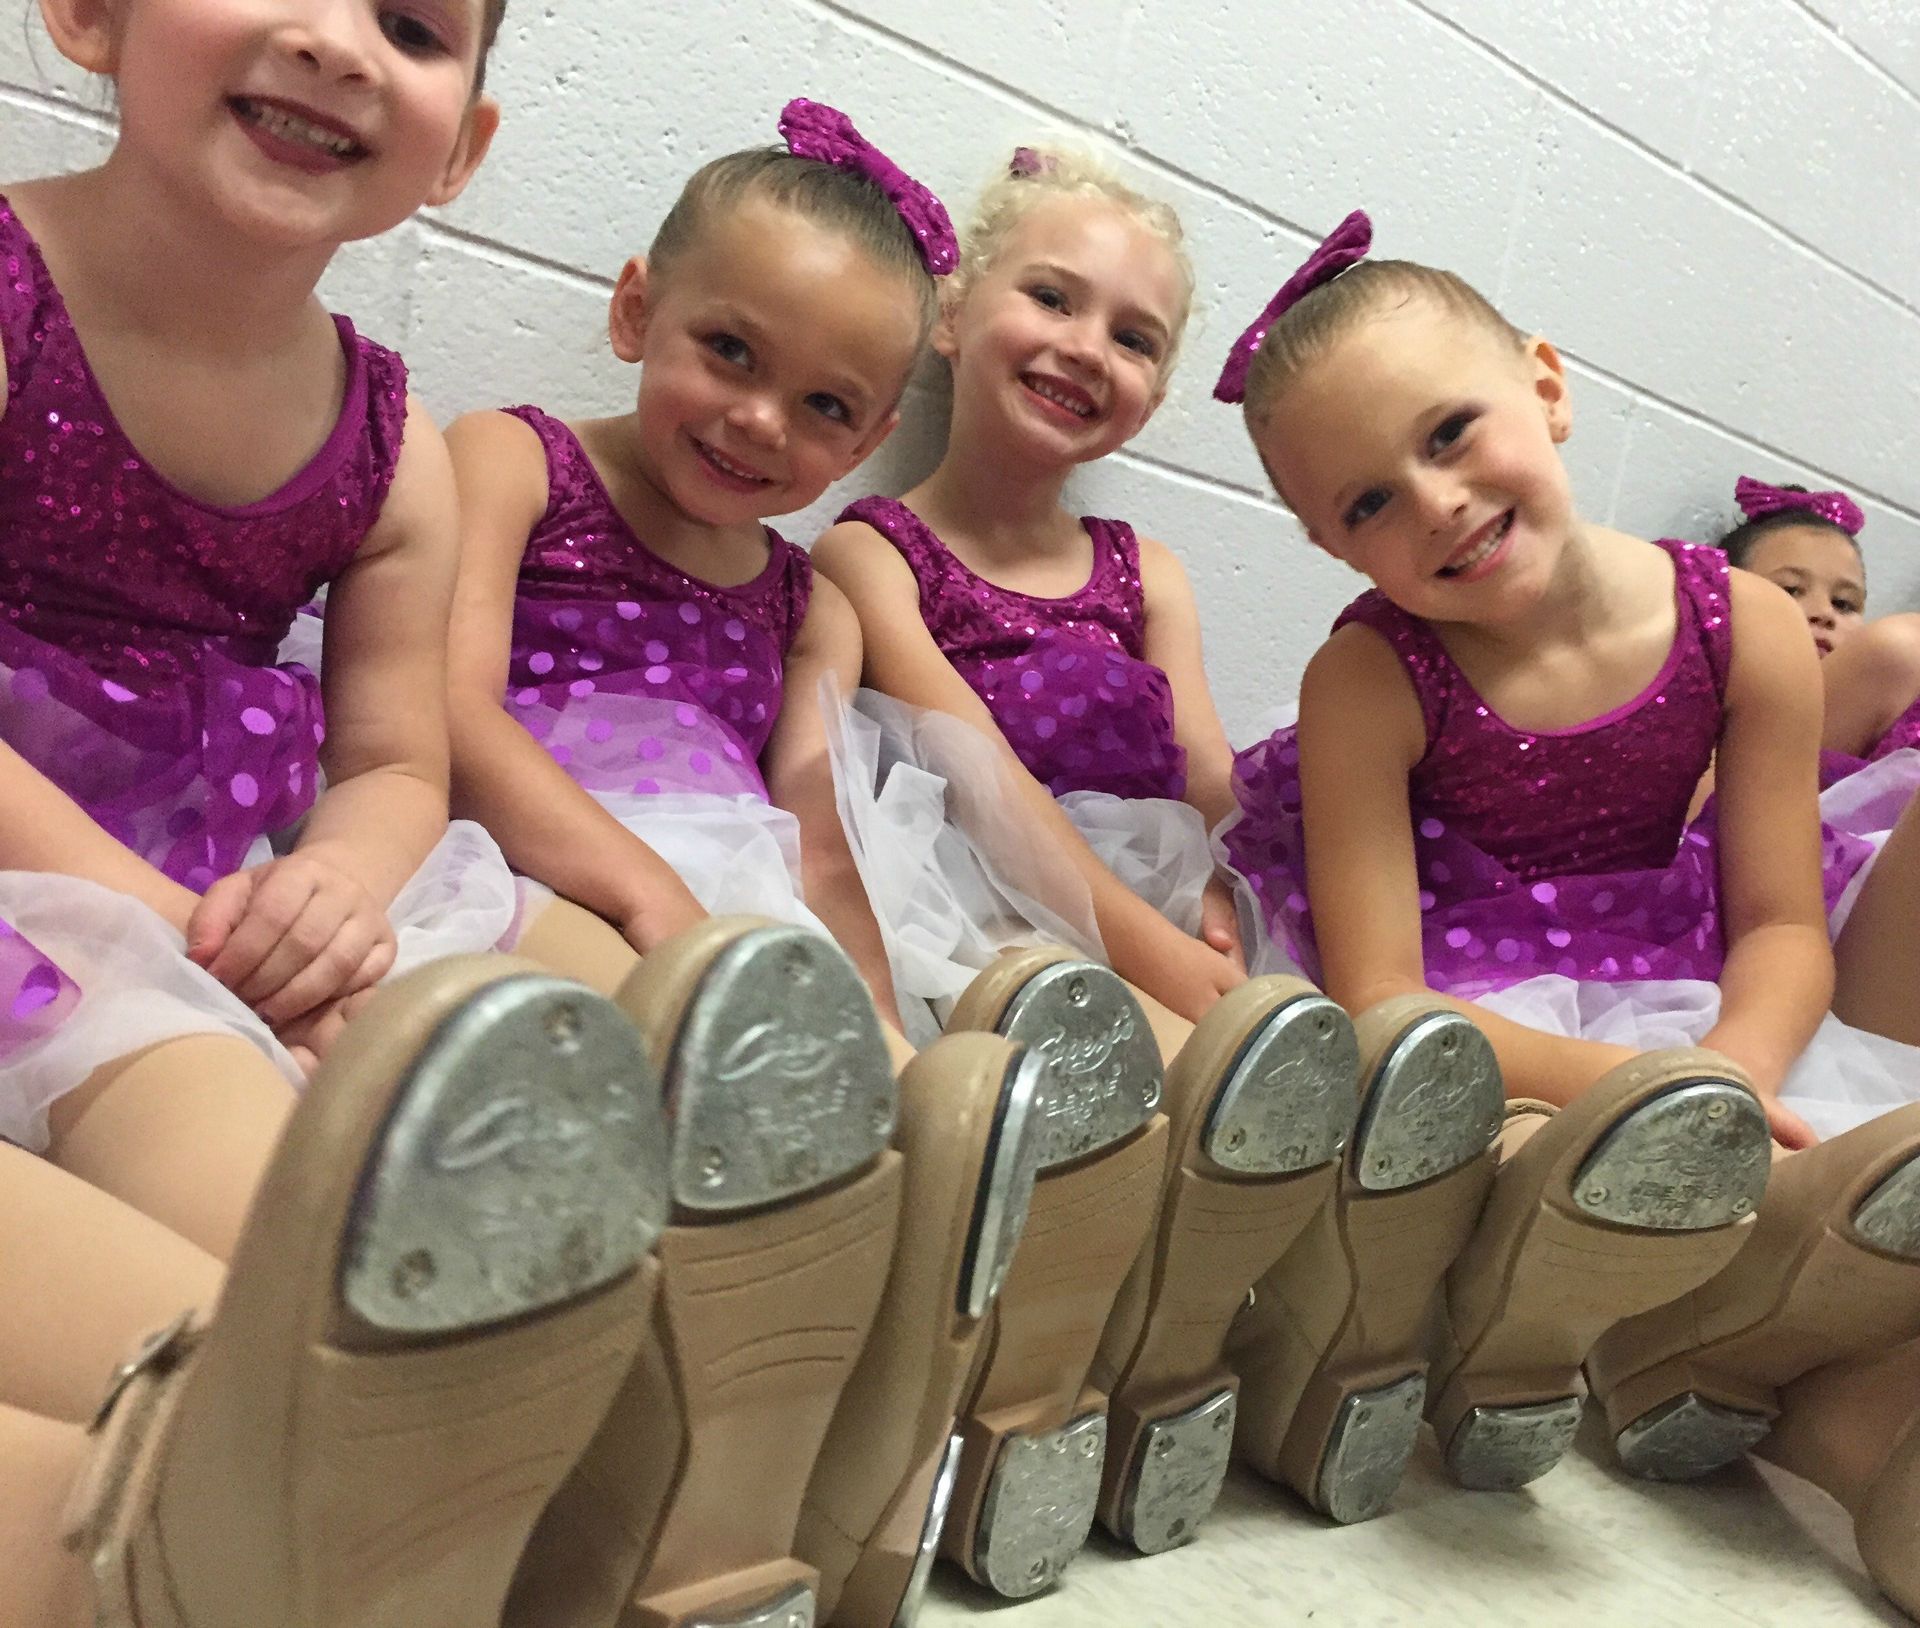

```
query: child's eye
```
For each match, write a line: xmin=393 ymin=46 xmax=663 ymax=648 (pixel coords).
xmin=380 ymin=9 xmax=448 ymax=53
xmin=1779 ymin=582 xmax=1805 ymax=599
xmin=704 ymin=333 xmax=752 ymax=368
xmin=1836 ymin=599 xmax=1863 ymax=616
xmin=1116 ymin=329 xmax=1159 ymax=360
xmin=1026 ymin=286 xmax=1067 ymax=312
xmin=1428 ymin=412 xmax=1475 ymax=455
xmin=1344 ymin=488 xmax=1390 ymax=529
xmin=805 ymin=392 xmax=852 ymax=425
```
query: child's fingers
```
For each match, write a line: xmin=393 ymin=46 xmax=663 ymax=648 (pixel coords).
xmin=251 ymin=906 xmax=393 ymax=1025
xmin=185 ymin=872 xmax=253 ymax=966
xmin=202 ymin=864 xmax=320 ymax=991
xmin=1767 ymin=1098 xmax=1820 ymax=1151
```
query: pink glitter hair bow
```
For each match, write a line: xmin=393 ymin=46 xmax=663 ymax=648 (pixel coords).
xmin=1734 ymin=475 xmax=1865 ymax=537
xmin=778 ymin=98 xmax=958 ymax=276
xmin=1214 ymin=209 xmax=1373 ymax=405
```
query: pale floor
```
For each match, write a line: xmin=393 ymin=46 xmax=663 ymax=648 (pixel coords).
xmin=922 ymin=1408 xmax=1903 ymax=1626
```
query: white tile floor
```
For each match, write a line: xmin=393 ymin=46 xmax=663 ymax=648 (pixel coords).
xmin=921 ymin=1410 xmax=1904 ymax=1626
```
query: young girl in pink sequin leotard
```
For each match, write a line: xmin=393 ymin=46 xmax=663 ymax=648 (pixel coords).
xmin=0 ymin=1 xmax=529 ymax=1616
xmin=816 ymin=148 xmax=1248 ymax=1047
xmin=1719 ymin=479 xmax=1920 ymax=1055
xmin=1209 ymin=213 xmax=1920 ymax=1529
xmin=1214 ymin=216 xmax=1920 ymax=1146
xmin=445 ymin=103 xmax=947 ymax=1030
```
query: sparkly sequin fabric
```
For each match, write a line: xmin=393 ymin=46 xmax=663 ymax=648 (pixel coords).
xmin=0 ymin=916 xmax=78 ymax=1065
xmin=0 ymin=197 xmax=407 ymax=887
xmin=839 ymin=495 xmax=1185 ymax=800
xmin=502 ymin=407 xmax=812 ymax=800
xmin=1227 ymin=538 xmax=1870 ymax=995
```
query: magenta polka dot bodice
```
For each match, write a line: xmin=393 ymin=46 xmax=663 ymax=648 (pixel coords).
xmin=840 ymin=496 xmax=1185 ymax=801
xmin=1227 ymin=539 xmax=1870 ymax=994
xmin=502 ymin=407 xmax=812 ymax=799
xmin=0 ymin=197 xmax=407 ymax=888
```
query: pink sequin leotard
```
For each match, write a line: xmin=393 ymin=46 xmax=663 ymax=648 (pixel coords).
xmin=0 ymin=196 xmax=406 ymax=889
xmin=1227 ymin=538 xmax=1869 ymax=995
xmin=838 ymin=496 xmax=1185 ymax=800
xmin=501 ymin=406 xmax=812 ymax=800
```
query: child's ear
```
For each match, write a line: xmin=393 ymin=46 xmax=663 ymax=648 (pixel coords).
xmin=607 ymin=257 xmax=652 ymax=364
xmin=1527 ymin=334 xmax=1573 ymax=444
xmin=930 ymin=287 xmax=964 ymax=362
xmin=424 ymin=95 xmax=500 ymax=209
xmin=38 ymin=0 xmax=118 ymax=74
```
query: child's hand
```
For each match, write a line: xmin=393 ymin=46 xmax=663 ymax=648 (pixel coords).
xmin=275 ymin=986 xmax=379 ymax=1077
xmin=1761 ymin=1093 xmax=1819 ymax=1151
xmin=619 ymin=874 xmax=710 ymax=957
xmin=1112 ymin=915 xmax=1243 ymax=1025
xmin=187 ymin=854 xmax=396 ymax=1024
xmin=1199 ymin=876 xmax=1247 ymax=973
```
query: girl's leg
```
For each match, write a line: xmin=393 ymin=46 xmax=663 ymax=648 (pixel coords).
xmin=0 ymin=1404 xmax=91 ymax=1628
xmin=1834 ymin=797 xmax=1920 ymax=1044
xmin=46 ymin=1035 xmax=294 ymax=1261
xmin=1759 ymin=1335 xmax=1920 ymax=1508
xmin=512 ymin=895 xmax=643 ymax=995
xmin=0 ymin=1144 xmax=221 ymax=1424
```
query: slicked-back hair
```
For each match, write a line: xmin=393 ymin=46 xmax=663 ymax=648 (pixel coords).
xmin=648 ymin=146 xmax=939 ymax=339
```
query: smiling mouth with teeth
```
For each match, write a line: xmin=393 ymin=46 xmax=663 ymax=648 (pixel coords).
xmin=1438 ymin=511 xmax=1515 ymax=578
xmin=1021 ymin=373 xmax=1097 ymax=421
xmin=692 ymin=437 xmax=772 ymax=487
xmin=230 ymin=97 xmax=367 ymax=160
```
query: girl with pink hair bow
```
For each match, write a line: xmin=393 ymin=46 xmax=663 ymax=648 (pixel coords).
xmin=1212 ymin=211 xmax=1920 ymax=1552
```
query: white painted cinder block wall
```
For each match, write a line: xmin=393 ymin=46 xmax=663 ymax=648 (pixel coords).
xmin=4 ymin=2 xmax=1917 ymax=741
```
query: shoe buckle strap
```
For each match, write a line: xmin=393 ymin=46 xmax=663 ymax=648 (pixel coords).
xmin=89 ymin=1313 xmax=199 ymax=1435
xmin=64 ymin=1312 xmax=203 ymax=1622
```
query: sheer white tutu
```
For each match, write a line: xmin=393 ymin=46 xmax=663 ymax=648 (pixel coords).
xmin=0 ymin=872 xmax=293 ymax=1151
xmin=0 ymin=820 xmax=519 ymax=1152
xmin=825 ymin=687 xmax=1213 ymax=1046
xmin=509 ymin=789 xmax=830 ymax=950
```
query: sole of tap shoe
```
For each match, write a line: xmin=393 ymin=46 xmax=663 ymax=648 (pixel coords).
xmin=801 ymin=1032 xmax=1051 ymax=1626
xmin=1590 ymin=1103 xmax=1920 ymax=1483
xmin=1094 ymin=976 xmax=1360 ymax=1554
xmin=1228 ymin=995 xmax=1504 ymax=1524
xmin=1426 ymin=1050 xmax=1770 ymax=1492
xmin=69 ymin=958 xmax=670 ymax=1628
xmin=508 ymin=919 xmax=905 ymax=1628
xmin=937 ymin=949 xmax=1170 ymax=1599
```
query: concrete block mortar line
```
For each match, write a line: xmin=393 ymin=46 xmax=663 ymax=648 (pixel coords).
xmin=1563 ymin=347 xmax=1920 ymax=527
xmin=1110 ymin=445 xmax=1284 ymax=513
xmin=0 ymin=80 xmax=111 ymax=135
xmin=792 ymin=0 xmax=1350 ymax=247
xmin=1400 ymin=0 xmax=1920 ymax=323
xmin=413 ymin=216 xmax=619 ymax=298
xmin=1782 ymin=0 xmax=1920 ymax=108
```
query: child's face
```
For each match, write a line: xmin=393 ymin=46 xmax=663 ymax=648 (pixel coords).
xmin=938 ymin=195 xmax=1182 ymax=467
xmin=1740 ymin=525 xmax=1866 ymax=658
xmin=615 ymin=196 xmax=922 ymax=529
xmin=69 ymin=0 xmax=495 ymax=245
xmin=1255 ymin=296 xmax=1576 ymax=626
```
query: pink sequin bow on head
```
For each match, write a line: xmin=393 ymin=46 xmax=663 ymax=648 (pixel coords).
xmin=1734 ymin=475 xmax=1865 ymax=537
xmin=778 ymin=98 xmax=958 ymax=276
xmin=1009 ymin=146 xmax=1055 ymax=177
xmin=1214 ymin=209 xmax=1373 ymax=404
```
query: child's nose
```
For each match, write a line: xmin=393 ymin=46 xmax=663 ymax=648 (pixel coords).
xmin=280 ymin=0 xmax=378 ymax=82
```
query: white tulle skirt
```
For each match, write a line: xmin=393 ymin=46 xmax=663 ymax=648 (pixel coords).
xmin=825 ymin=688 xmax=1213 ymax=1046
xmin=0 ymin=820 xmax=519 ymax=1151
